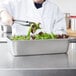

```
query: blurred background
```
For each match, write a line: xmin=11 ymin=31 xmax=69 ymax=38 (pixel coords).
xmin=0 ymin=0 xmax=76 ymax=36
xmin=0 ymin=0 xmax=75 ymax=15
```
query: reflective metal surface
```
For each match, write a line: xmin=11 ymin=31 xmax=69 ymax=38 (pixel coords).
xmin=0 ymin=40 xmax=76 ymax=69
xmin=0 ymin=33 xmax=76 ymax=76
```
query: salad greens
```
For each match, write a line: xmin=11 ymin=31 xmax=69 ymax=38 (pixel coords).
xmin=11 ymin=22 xmax=68 ymax=40
xmin=11 ymin=35 xmax=27 ymax=40
xmin=11 ymin=32 xmax=57 ymax=40
xmin=26 ymin=22 xmax=41 ymax=40
xmin=34 ymin=32 xmax=57 ymax=40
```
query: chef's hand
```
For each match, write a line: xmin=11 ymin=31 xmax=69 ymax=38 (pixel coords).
xmin=0 ymin=10 xmax=14 ymax=26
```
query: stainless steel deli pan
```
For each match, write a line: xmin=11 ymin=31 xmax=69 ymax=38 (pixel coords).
xmin=7 ymin=37 xmax=69 ymax=56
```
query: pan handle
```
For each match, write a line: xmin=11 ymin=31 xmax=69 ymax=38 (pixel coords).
xmin=68 ymin=37 xmax=76 ymax=43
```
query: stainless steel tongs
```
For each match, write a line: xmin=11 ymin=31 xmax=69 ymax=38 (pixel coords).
xmin=13 ymin=19 xmax=34 ymax=26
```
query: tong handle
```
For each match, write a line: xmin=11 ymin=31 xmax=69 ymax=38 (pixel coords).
xmin=13 ymin=19 xmax=29 ymax=23
xmin=13 ymin=19 xmax=34 ymax=24
xmin=13 ymin=19 xmax=32 ymax=26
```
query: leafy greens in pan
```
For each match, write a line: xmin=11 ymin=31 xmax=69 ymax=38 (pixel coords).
xmin=11 ymin=22 xmax=69 ymax=40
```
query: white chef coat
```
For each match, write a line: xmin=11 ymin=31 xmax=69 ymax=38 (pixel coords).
xmin=0 ymin=0 xmax=66 ymax=35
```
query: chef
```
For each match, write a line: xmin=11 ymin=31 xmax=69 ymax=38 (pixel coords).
xmin=0 ymin=0 xmax=66 ymax=35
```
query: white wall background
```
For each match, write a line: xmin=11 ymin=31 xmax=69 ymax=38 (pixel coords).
xmin=0 ymin=0 xmax=76 ymax=15
xmin=50 ymin=0 xmax=76 ymax=15
xmin=0 ymin=0 xmax=3 ymax=2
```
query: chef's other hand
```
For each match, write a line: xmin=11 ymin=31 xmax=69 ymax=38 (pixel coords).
xmin=0 ymin=11 xmax=14 ymax=26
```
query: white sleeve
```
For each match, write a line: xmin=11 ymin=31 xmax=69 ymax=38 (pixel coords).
xmin=53 ymin=6 xmax=66 ymax=34
xmin=0 ymin=0 xmax=15 ymax=16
